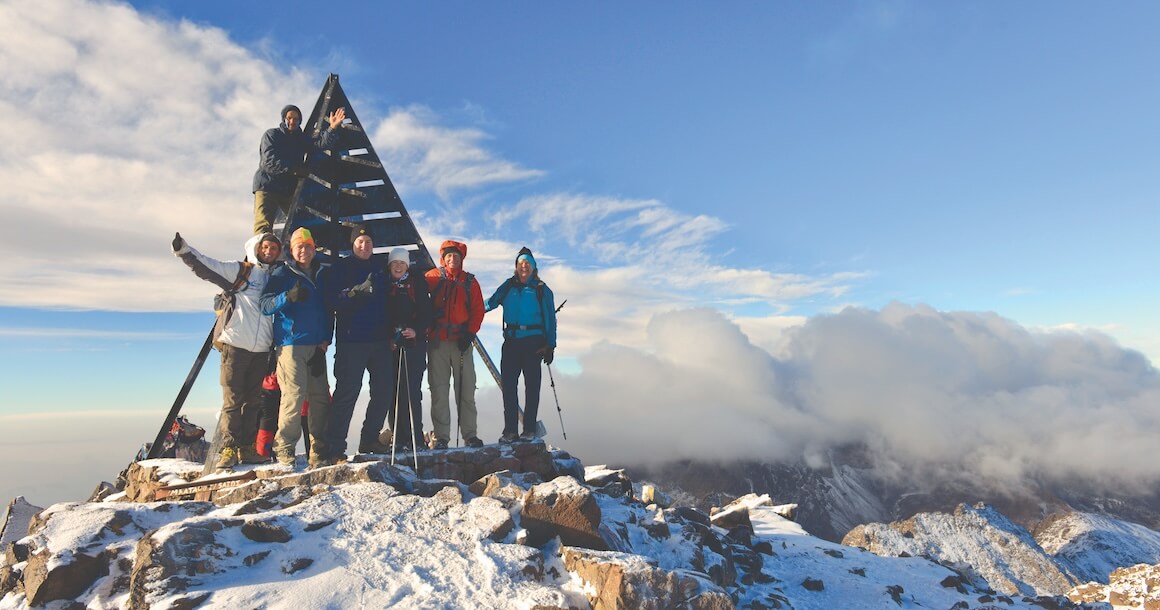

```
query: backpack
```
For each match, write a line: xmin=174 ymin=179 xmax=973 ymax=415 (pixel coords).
xmin=212 ymin=261 xmax=254 ymax=350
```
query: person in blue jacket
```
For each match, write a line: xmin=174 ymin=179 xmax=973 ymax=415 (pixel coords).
xmin=324 ymin=225 xmax=394 ymax=458
xmin=485 ymin=247 xmax=557 ymax=443
xmin=259 ymin=227 xmax=335 ymax=468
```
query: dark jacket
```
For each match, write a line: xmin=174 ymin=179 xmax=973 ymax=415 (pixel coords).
xmin=385 ymin=271 xmax=434 ymax=347
xmin=259 ymin=259 xmax=335 ymax=347
xmin=251 ymin=123 xmax=340 ymax=195
xmin=325 ymin=255 xmax=390 ymax=343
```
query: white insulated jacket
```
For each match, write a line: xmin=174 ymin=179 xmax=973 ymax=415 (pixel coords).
xmin=174 ymin=234 xmax=277 ymax=353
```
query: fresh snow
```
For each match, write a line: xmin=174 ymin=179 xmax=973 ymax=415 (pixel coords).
xmin=3 ymin=462 xmax=1158 ymax=608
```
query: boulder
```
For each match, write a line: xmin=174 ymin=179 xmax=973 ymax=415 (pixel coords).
xmin=562 ymin=547 xmax=733 ymax=610
xmin=24 ymin=549 xmax=110 ymax=606
xmin=522 ymin=476 xmax=608 ymax=550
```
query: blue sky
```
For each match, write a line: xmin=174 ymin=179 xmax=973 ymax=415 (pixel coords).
xmin=2 ymin=0 xmax=1159 ymax=506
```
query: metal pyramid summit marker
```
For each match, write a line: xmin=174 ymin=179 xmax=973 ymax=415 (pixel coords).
xmin=278 ymin=73 xmax=433 ymax=271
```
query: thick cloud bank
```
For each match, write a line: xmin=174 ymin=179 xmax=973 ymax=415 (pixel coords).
xmin=562 ymin=303 xmax=1159 ymax=494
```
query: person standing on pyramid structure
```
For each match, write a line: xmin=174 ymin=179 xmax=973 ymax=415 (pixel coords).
xmin=251 ymin=104 xmax=346 ymax=235
xmin=384 ymin=247 xmax=433 ymax=451
xmin=425 ymin=240 xmax=485 ymax=449
xmin=260 ymin=227 xmax=335 ymax=468
xmin=324 ymin=224 xmax=394 ymax=458
xmin=485 ymin=246 xmax=557 ymax=444
xmin=171 ymin=231 xmax=283 ymax=469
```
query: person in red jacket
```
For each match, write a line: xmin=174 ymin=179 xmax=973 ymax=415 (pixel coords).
xmin=424 ymin=240 xmax=485 ymax=449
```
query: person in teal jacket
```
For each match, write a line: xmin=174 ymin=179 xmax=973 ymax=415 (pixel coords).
xmin=260 ymin=227 xmax=336 ymax=468
xmin=485 ymin=247 xmax=556 ymax=443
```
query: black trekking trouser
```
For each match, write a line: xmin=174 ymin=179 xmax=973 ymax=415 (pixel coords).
xmin=501 ymin=336 xmax=544 ymax=436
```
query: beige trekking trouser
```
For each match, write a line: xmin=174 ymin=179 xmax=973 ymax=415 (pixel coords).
xmin=274 ymin=344 xmax=331 ymax=458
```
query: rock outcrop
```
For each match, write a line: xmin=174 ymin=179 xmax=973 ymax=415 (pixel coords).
xmin=1068 ymin=562 xmax=1160 ymax=609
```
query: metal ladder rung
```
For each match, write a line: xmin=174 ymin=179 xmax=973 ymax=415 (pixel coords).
xmin=338 ymin=211 xmax=403 ymax=223
xmin=341 ymin=179 xmax=385 ymax=189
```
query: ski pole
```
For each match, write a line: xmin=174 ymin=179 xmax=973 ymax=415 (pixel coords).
xmin=454 ymin=345 xmax=463 ymax=448
xmin=399 ymin=343 xmax=419 ymax=471
xmin=546 ymin=362 xmax=566 ymax=440
xmin=390 ymin=344 xmax=405 ymax=466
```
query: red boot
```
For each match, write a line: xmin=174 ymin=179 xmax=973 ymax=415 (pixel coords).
xmin=255 ymin=429 xmax=275 ymax=457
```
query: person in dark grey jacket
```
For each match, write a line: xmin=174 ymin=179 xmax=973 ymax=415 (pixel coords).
xmin=252 ymin=104 xmax=346 ymax=234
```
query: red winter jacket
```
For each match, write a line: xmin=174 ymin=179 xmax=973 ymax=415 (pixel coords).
xmin=425 ymin=240 xmax=484 ymax=341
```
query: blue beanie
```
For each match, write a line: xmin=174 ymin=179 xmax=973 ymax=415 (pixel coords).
xmin=516 ymin=246 xmax=536 ymax=270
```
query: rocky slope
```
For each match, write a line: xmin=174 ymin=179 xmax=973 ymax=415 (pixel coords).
xmin=0 ymin=442 xmax=1108 ymax=610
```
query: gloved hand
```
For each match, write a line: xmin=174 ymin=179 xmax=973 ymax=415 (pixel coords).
xmin=457 ymin=333 xmax=474 ymax=353
xmin=541 ymin=346 xmax=555 ymax=365
xmin=171 ymin=232 xmax=185 ymax=252
xmin=286 ymin=281 xmax=306 ymax=303
xmin=344 ymin=273 xmax=374 ymax=298
xmin=307 ymin=347 xmax=326 ymax=377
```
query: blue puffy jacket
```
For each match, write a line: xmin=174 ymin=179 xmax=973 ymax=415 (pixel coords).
xmin=260 ymin=260 xmax=335 ymax=346
xmin=485 ymin=276 xmax=556 ymax=348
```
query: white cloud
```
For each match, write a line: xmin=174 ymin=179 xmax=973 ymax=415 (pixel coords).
xmin=0 ymin=0 xmax=324 ymax=312
xmin=557 ymin=303 xmax=1160 ymax=495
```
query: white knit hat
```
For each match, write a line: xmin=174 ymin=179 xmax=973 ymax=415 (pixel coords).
xmin=388 ymin=247 xmax=410 ymax=266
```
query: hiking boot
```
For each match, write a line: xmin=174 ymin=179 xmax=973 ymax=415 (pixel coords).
xmin=308 ymin=452 xmax=334 ymax=469
xmin=519 ymin=431 xmax=538 ymax=442
xmin=465 ymin=437 xmax=484 ymax=448
xmin=432 ymin=438 xmax=449 ymax=450
xmin=239 ymin=445 xmax=269 ymax=464
xmin=275 ymin=450 xmax=295 ymax=466
xmin=498 ymin=432 xmax=518 ymax=444
xmin=358 ymin=439 xmax=392 ymax=454
xmin=216 ymin=446 xmax=240 ymax=470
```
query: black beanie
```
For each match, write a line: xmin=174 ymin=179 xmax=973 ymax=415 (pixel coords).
xmin=281 ymin=104 xmax=302 ymax=123
xmin=350 ymin=224 xmax=370 ymax=245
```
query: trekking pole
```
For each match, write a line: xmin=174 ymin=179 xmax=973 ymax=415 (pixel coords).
xmin=399 ymin=344 xmax=419 ymax=471
xmin=390 ymin=345 xmax=405 ymax=466
xmin=546 ymin=363 xmax=567 ymax=440
xmin=454 ymin=346 xmax=463 ymax=448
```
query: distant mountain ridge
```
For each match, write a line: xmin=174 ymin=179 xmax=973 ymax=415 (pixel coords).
xmin=627 ymin=446 xmax=1160 ymax=544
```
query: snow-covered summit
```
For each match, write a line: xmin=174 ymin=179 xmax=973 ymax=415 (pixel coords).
xmin=0 ymin=445 xmax=1127 ymax=609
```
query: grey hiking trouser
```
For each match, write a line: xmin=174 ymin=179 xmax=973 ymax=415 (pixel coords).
xmin=427 ymin=339 xmax=477 ymax=443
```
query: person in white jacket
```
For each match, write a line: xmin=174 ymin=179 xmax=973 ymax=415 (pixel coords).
xmin=172 ymin=231 xmax=282 ymax=468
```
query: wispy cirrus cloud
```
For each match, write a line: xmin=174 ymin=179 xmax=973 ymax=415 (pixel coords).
xmin=0 ymin=327 xmax=189 ymax=340
xmin=487 ymin=192 xmax=865 ymax=315
xmin=369 ymin=105 xmax=544 ymax=201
